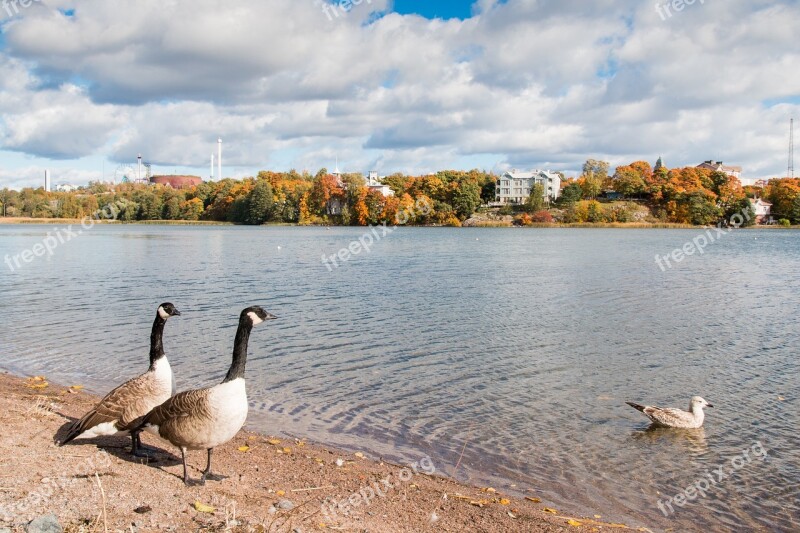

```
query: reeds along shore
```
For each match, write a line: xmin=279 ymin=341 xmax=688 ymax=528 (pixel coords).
xmin=0 ymin=371 xmax=647 ymax=532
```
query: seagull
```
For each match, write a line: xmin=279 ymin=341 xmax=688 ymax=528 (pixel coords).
xmin=626 ymin=396 xmax=713 ymax=429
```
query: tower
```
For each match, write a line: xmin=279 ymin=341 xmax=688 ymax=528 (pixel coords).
xmin=137 ymin=153 xmax=143 ymax=183
xmin=44 ymin=170 xmax=51 ymax=192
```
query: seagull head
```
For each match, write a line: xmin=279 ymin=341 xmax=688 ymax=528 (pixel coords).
xmin=691 ymin=396 xmax=713 ymax=410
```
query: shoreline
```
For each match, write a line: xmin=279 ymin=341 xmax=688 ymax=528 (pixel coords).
xmin=0 ymin=370 xmax=649 ymax=532
xmin=0 ymin=217 xmax=796 ymax=229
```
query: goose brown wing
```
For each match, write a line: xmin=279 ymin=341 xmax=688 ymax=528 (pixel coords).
xmin=144 ymin=388 xmax=212 ymax=427
xmin=62 ymin=373 xmax=152 ymax=443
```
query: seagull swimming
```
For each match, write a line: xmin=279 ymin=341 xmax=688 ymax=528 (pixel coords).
xmin=626 ymin=396 xmax=713 ymax=429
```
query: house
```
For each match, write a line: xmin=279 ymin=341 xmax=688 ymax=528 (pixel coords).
xmin=494 ymin=170 xmax=561 ymax=205
xmin=697 ymin=160 xmax=742 ymax=180
xmin=749 ymin=198 xmax=773 ymax=224
xmin=366 ymin=171 xmax=394 ymax=197
xmin=55 ymin=183 xmax=78 ymax=192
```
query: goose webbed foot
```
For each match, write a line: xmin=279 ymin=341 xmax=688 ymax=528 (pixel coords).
xmin=130 ymin=432 xmax=159 ymax=461
xmin=199 ymin=448 xmax=227 ymax=484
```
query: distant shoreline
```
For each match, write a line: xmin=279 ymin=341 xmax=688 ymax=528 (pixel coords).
xmin=1 ymin=217 xmax=797 ymax=229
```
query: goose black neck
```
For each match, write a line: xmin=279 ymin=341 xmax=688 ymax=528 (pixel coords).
xmin=223 ymin=318 xmax=253 ymax=383
xmin=149 ymin=314 xmax=167 ymax=366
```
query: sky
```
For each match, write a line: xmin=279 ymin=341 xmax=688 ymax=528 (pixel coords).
xmin=0 ymin=0 xmax=798 ymax=189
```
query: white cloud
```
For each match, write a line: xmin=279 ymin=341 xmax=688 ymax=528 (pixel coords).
xmin=0 ymin=0 xmax=798 ymax=189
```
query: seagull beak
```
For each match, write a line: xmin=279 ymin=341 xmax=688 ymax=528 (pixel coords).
xmin=706 ymin=403 xmax=714 ymax=408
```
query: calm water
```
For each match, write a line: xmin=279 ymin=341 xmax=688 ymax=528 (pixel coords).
xmin=1 ymin=225 xmax=798 ymax=531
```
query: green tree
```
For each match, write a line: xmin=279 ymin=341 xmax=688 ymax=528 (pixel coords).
xmin=451 ymin=180 xmax=481 ymax=220
xmin=791 ymin=195 xmax=800 ymax=224
xmin=246 ymin=180 xmax=274 ymax=225
xmin=687 ymin=193 xmax=719 ymax=225
xmin=525 ymin=183 xmax=546 ymax=213
xmin=557 ymin=182 xmax=582 ymax=207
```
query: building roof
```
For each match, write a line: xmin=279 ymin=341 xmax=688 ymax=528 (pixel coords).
xmin=501 ymin=169 xmax=560 ymax=180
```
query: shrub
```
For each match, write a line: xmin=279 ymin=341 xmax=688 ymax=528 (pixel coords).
xmin=779 ymin=218 xmax=791 ymax=227
xmin=513 ymin=213 xmax=532 ymax=226
xmin=531 ymin=210 xmax=554 ymax=223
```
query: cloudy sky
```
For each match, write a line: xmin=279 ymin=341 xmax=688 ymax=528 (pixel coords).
xmin=0 ymin=0 xmax=798 ymax=189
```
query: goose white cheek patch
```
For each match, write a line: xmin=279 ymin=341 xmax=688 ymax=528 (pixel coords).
xmin=158 ymin=307 xmax=170 ymax=319
xmin=248 ymin=312 xmax=264 ymax=325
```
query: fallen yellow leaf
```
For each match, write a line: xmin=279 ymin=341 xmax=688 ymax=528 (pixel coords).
xmin=354 ymin=452 xmax=365 ymax=459
xmin=282 ymin=447 xmax=292 ymax=454
xmin=276 ymin=490 xmax=285 ymax=496
xmin=469 ymin=500 xmax=489 ymax=507
xmin=483 ymin=487 xmax=497 ymax=493
xmin=193 ymin=501 xmax=215 ymax=514
xmin=525 ymin=497 xmax=541 ymax=503
xmin=267 ymin=439 xmax=281 ymax=445
xmin=543 ymin=508 xmax=558 ymax=514
xmin=31 ymin=376 xmax=46 ymax=382
xmin=238 ymin=445 xmax=250 ymax=452
xmin=499 ymin=498 xmax=511 ymax=505
xmin=567 ymin=519 xmax=583 ymax=526
xmin=28 ymin=382 xmax=49 ymax=390
xmin=594 ymin=515 xmax=602 ymax=519
xmin=70 ymin=385 xmax=84 ymax=390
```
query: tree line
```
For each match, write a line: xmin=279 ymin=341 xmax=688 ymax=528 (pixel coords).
xmin=2 ymin=163 xmax=799 ymax=226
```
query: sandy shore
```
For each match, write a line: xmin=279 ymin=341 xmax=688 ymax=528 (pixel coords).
xmin=0 ymin=371 xmax=649 ymax=532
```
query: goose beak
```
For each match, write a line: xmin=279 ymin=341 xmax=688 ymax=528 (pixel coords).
xmin=173 ymin=309 xmax=182 ymax=316
xmin=265 ymin=312 xmax=278 ymax=320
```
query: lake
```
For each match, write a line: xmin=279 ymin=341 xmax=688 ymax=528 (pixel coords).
xmin=0 ymin=224 xmax=798 ymax=532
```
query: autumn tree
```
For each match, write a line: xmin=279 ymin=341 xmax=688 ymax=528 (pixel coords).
xmin=580 ymin=159 xmax=609 ymax=199
xmin=612 ymin=161 xmax=651 ymax=198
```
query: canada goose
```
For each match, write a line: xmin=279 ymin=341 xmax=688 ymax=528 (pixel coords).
xmin=60 ymin=303 xmax=181 ymax=456
xmin=626 ymin=396 xmax=713 ymax=429
xmin=137 ymin=306 xmax=276 ymax=485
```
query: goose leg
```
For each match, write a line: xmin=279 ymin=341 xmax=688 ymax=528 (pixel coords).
xmin=200 ymin=448 xmax=213 ymax=485
xmin=181 ymin=448 xmax=189 ymax=485
xmin=130 ymin=431 xmax=157 ymax=460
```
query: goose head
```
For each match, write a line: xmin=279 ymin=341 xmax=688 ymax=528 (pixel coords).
xmin=157 ymin=302 xmax=182 ymax=320
xmin=241 ymin=306 xmax=277 ymax=326
xmin=690 ymin=396 xmax=713 ymax=412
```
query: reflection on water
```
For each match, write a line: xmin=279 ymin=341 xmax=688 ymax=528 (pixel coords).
xmin=0 ymin=225 xmax=798 ymax=532
xmin=631 ymin=426 xmax=708 ymax=455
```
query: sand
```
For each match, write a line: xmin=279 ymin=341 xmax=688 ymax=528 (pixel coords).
xmin=0 ymin=371 xmax=649 ymax=532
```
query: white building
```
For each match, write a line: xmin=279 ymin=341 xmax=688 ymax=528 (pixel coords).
xmin=495 ymin=170 xmax=561 ymax=204
xmin=750 ymin=198 xmax=773 ymax=224
xmin=697 ymin=160 xmax=742 ymax=180
xmin=366 ymin=170 xmax=394 ymax=197
xmin=55 ymin=183 xmax=78 ymax=192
